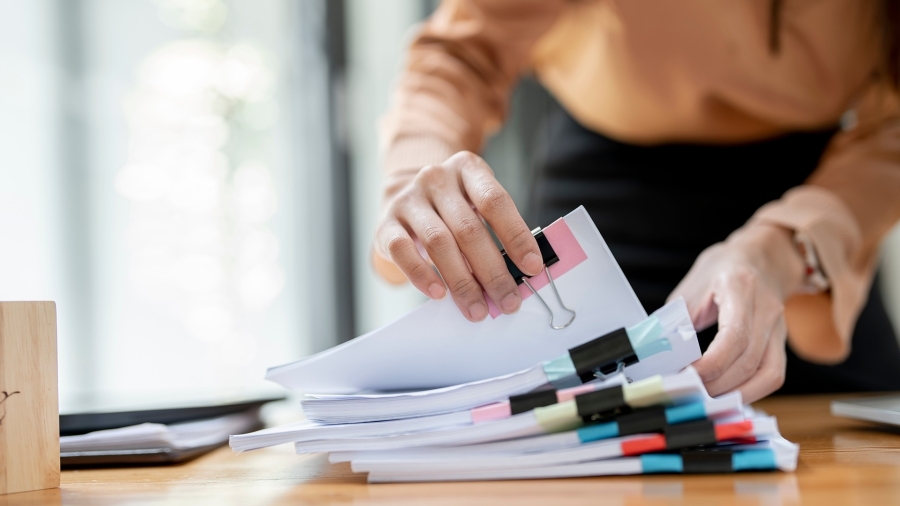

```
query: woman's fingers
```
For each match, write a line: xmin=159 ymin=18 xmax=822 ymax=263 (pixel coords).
xmin=428 ymin=185 xmax=523 ymax=314
xmin=399 ymin=204 xmax=490 ymax=322
xmin=669 ymin=280 xmax=719 ymax=332
xmin=692 ymin=271 xmax=755 ymax=387
xmin=452 ymin=152 xmax=543 ymax=277
xmin=733 ymin=319 xmax=787 ymax=403
xmin=705 ymin=287 xmax=783 ymax=396
xmin=667 ymin=224 xmax=801 ymax=401
xmin=375 ymin=151 xmax=541 ymax=321
xmin=669 ymin=246 xmax=724 ymax=331
xmin=375 ymin=219 xmax=446 ymax=300
xmin=687 ymin=264 xmax=786 ymax=397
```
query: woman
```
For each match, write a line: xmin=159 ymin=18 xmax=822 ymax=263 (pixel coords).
xmin=371 ymin=0 xmax=900 ymax=402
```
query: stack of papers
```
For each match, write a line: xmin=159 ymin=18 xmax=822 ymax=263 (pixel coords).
xmin=234 ymin=364 xmax=798 ymax=482
xmin=232 ymin=300 xmax=798 ymax=482
xmin=300 ymin=297 xmax=696 ymax=425
xmin=360 ymin=439 xmax=800 ymax=482
xmin=230 ymin=207 xmax=798 ymax=482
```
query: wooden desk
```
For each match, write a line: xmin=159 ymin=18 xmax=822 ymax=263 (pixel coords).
xmin=5 ymin=394 xmax=900 ymax=505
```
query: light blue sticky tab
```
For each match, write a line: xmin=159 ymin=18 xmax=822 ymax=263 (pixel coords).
xmin=626 ymin=315 xmax=672 ymax=360
xmin=576 ymin=422 xmax=619 ymax=443
xmin=633 ymin=338 xmax=672 ymax=361
xmin=542 ymin=354 xmax=578 ymax=388
xmin=627 ymin=315 xmax=661 ymax=344
xmin=641 ymin=454 xmax=684 ymax=474
xmin=732 ymin=449 xmax=777 ymax=471
xmin=665 ymin=402 xmax=706 ymax=425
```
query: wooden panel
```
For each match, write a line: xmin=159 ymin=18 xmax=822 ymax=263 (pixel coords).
xmin=0 ymin=302 xmax=59 ymax=495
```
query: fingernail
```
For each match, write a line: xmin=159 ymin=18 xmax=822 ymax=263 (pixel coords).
xmin=500 ymin=292 xmax=521 ymax=314
xmin=428 ymin=283 xmax=446 ymax=300
xmin=523 ymin=252 xmax=543 ymax=276
xmin=468 ymin=302 xmax=488 ymax=322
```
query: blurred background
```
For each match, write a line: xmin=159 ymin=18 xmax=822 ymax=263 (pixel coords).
xmin=2 ymin=0 xmax=899 ymax=401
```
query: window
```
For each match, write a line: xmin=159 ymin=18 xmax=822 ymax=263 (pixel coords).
xmin=3 ymin=0 xmax=898 ymax=404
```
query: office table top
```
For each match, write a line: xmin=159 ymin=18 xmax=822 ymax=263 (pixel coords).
xmin=7 ymin=394 xmax=900 ymax=505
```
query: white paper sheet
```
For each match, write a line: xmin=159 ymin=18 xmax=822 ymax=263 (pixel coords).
xmin=60 ymin=411 xmax=260 ymax=453
xmin=267 ymin=207 xmax=701 ymax=393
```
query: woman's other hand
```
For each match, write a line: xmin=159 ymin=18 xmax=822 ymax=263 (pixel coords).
xmin=668 ymin=224 xmax=807 ymax=402
xmin=373 ymin=151 xmax=544 ymax=322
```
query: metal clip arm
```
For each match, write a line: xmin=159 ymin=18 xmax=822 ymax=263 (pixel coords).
xmin=521 ymin=266 xmax=576 ymax=330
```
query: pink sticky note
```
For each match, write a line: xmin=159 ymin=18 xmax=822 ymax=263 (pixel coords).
xmin=470 ymin=401 xmax=512 ymax=423
xmin=555 ymin=383 xmax=596 ymax=403
xmin=486 ymin=218 xmax=588 ymax=318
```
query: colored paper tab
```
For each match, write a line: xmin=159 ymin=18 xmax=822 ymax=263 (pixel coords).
xmin=487 ymin=218 xmax=588 ymax=318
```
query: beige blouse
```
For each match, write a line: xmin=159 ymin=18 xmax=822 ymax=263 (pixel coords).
xmin=379 ymin=0 xmax=900 ymax=362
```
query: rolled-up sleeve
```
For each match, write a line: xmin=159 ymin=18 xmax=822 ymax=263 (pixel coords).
xmin=380 ymin=0 xmax=564 ymax=175
xmin=750 ymin=82 xmax=900 ymax=363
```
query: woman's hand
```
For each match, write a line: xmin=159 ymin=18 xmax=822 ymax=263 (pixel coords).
xmin=373 ymin=151 xmax=544 ymax=322
xmin=668 ymin=224 xmax=807 ymax=402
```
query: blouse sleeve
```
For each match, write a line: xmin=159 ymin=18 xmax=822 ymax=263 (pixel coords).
xmin=749 ymin=81 xmax=900 ymax=363
xmin=379 ymin=0 xmax=564 ymax=175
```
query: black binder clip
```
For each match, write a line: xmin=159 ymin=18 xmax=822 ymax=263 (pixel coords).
xmin=568 ymin=327 xmax=638 ymax=383
xmin=501 ymin=226 xmax=576 ymax=330
xmin=680 ymin=447 xmax=735 ymax=473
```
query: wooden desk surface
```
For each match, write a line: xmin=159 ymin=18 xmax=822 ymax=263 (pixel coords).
xmin=5 ymin=394 xmax=900 ymax=505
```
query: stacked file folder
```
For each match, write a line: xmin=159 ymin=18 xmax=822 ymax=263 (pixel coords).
xmin=231 ymin=299 xmax=798 ymax=482
xmin=231 ymin=208 xmax=798 ymax=481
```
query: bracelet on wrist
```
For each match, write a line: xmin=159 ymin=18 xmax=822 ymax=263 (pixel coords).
xmin=793 ymin=232 xmax=829 ymax=294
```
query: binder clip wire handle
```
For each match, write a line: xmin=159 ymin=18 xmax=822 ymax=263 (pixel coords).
xmin=521 ymin=267 xmax=576 ymax=330
xmin=503 ymin=227 xmax=576 ymax=330
xmin=593 ymin=361 xmax=632 ymax=383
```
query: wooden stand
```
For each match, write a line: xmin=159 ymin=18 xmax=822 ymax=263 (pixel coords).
xmin=0 ymin=302 xmax=59 ymax=495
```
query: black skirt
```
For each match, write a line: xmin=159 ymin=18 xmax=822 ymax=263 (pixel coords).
xmin=528 ymin=108 xmax=900 ymax=394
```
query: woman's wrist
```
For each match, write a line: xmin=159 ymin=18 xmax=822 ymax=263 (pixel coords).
xmin=727 ymin=223 xmax=807 ymax=300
